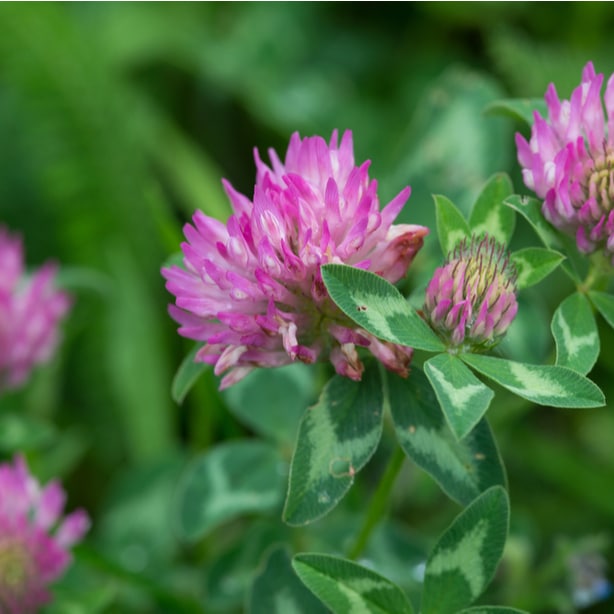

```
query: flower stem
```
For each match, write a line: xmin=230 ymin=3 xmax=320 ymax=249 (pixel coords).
xmin=346 ymin=444 xmax=405 ymax=560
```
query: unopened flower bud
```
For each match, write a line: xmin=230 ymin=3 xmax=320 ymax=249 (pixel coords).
xmin=424 ymin=235 xmax=518 ymax=352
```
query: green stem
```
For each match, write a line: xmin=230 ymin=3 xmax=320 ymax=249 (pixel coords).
xmin=346 ymin=444 xmax=405 ymax=560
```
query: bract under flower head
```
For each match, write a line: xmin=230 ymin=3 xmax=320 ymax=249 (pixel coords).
xmin=0 ymin=227 xmax=72 ymax=393
xmin=424 ymin=234 xmax=518 ymax=352
xmin=163 ymin=130 xmax=428 ymax=388
xmin=516 ymin=61 xmax=614 ymax=261
xmin=0 ymin=455 xmax=89 ymax=613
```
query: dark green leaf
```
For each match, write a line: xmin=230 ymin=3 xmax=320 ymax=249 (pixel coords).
xmin=152 ymin=116 xmax=231 ymax=220
xmin=171 ymin=344 xmax=209 ymax=404
xmin=283 ymin=369 xmax=384 ymax=526
xmin=388 ymin=370 xmax=506 ymax=506
xmin=459 ymin=607 xmax=529 ymax=613
xmin=421 ymin=487 xmax=509 ymax=614
xmin=504 ymin=195 xmax=560 ymax=249
xmin=321 ymin=264 xmax=445 ymax=352
xmin=386 ymin=66 xmax=511 ymax=225
xmin=504 ymin=197 xmax=585 ymax=281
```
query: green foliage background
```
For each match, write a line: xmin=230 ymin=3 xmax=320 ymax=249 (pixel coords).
xmin=1 ymin=3 xmax=614 ymax=612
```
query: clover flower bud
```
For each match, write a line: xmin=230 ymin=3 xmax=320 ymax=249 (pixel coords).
xmin=424 ymin=235 xmax=518 ymax=352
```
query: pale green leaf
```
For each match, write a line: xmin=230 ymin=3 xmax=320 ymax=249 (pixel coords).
xmin=589 ymin=290 xmax=614 ymax=330
xmin=171 ymin=344 xmax=209 ymax=404
xmin=0 ymin=412 xmax=56 ymax=453
xmin=511 ymin=247 xmax=565 ymax=289
xmin=469 ymin=173 xmax=515 ymax=245
xmin=460 ymin=354 xmax=604 ymax=408
xmin=435 ymin=194 xmax=471 ymax=255
xmin=483 ymin=98 xmax=548 ymax=126
xmin=424 ymin=354 xmax=495 ymax=440
xmin=223 ymin=363 xmax=316 ymax=445
xmin=248 ymin=546 xmax=328 ymax=614
xmin=551 ymin=293 xmax=599 ymax=375
xmin=283 ymin=369 xmax=384 ymax=526
xmin=321 ymin=264 xmax=444 ymax=352
xmin=421 ymin=486 xmax=509 ymax=614
xmin=207 ymin=521 xmax=287 ymax=610
xmin=388 ymin=370 xmax=506 ymax=506
xmin=175 ymin=441 xmax=286 ymax=541
xmin=292 ymin=553 xmax=414 ymax=614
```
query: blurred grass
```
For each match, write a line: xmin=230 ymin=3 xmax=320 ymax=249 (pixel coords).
xmin=1 ymin=3 xmax=614 ymax=612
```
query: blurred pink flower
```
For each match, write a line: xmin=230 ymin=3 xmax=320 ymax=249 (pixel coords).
xmin=0 ymin=455 xmax=89 ymax=613
xmin=424 ymin=235 xmax=518 ymax=352
xmin=0 ymin=227 xmax=71 ymax=392
xmin=163 ymin=130 xmax=428 ymax=388
xmin=516 ymin=61 xmax=614 ymax=260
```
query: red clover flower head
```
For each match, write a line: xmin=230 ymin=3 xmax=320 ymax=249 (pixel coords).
xmin=0 ymin=227 xmax=71 ymax=393
xmin=424 ymin=234 xmax=518 ymax=352
xmin=0 ymin=455 xmax=89 ymax=613
xmin=516 ymin=61 xmax=614 ymax=261
xmin=162 ymin=130 xmax=428 ymax=388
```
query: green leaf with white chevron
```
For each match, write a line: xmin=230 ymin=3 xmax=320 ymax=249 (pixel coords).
xmin=388 ymin=369 xmax=506 ymax=506
xmin=469 ymin=173 xmax=515 ymax=245
xmin=435 ymin=194 xmax=471 ymax=255
xmin=248 ymin=546 xmax=328 ymax=614
xmin=511 ymin=247 xmax=565 ymax=289
xmin=424 ymin=353 xmax=494 ymax=440
xmin=321 ymin=264 xmax=445 ymax=352
xmin=175 ymin=440 xmax=286 ymax=541
xmin=421 ymin=486 xmax=509 ymax=614
xmin=283 ymin=368 xmax=384 ymax=526
xmin=589 ymin=290 xmax=614 ymax=330
xmin=292 ymin=553 xmax=414 ymax=614
xmin=460 ymin=354 xmax=604 ymax=408
xmin=551 ymin=292 xmax=599 ymax=375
